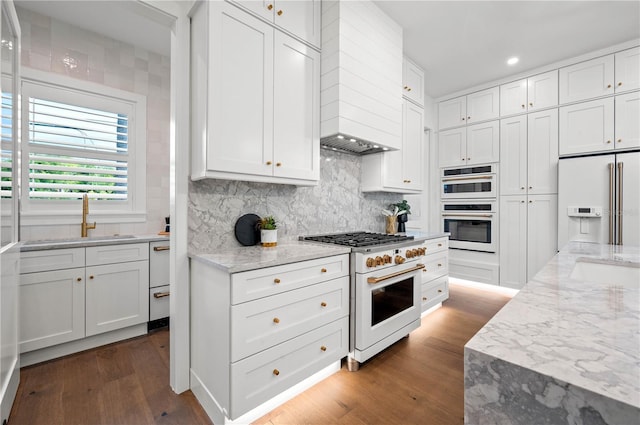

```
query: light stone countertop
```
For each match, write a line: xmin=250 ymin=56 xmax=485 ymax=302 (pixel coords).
xmin=189 ymin=241 xmax=352 ymax=273
xmin=20 ymin=234 xmax=170 ymax=252
xmin=465 ymin=241 xmax=640 ymax=421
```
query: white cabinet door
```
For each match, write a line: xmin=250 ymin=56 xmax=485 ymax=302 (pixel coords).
xmin=499 ymin=196 xmax=527 ymax=289
xmin=618 ymin=152 xmax=640 ymax=247
xmin=403 ymin=57 xmax=424 ymax=107
xmin=273 ymin=32 xmax=319 ymax=181
xmin=559 ymin=55 xmax=614 ymax=104
xmin=500 ymin=79 xmax=527 ymax=116
xmin=85 ymin=261 xmax=149 ymax=337
xmin=527 ymin=109 xmax=558 ymax=195
xmin=614 ymin=46 xmax=640 ymax=93
xmin=438 ymin=96 xmax=466 ymax=130
xmin=466 ymin=120 xmax=499 ymax=165
xmin=559 ymin=97 xmax=614 ymax=156
xmin=273 ymin=0 xmax=320 ymax=48
xmin=500 ymin=115 xmax=527 ymax=196
xmin=466 ymin=87 xmax=499 ymax=124
xmin=527 ymin=194 xmax=558 ymax=281
xmin=19 ymin=268 xmax=85 ymax=353
xmin=230 ymin=1 xmax=274 ymax=22
xmin=402 ymin=100 xmax=424 ymax=191
xmin=438 ymin=127 xmax=466 ymax=168
xmin=528 ymin=70 xmax=558 ymax=111
xmin=615 ymin=91 xmax=640 ymax=149
xmin=207 ymin=1 xmax=274 ymax=176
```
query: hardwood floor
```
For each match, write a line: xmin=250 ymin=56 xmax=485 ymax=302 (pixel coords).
xmin=8 ymin=282 xmax=510 ymax=425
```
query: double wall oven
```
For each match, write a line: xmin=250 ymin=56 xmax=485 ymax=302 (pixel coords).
xmin=303 ymin=233 xmax=427 ymax=371
xmin=441 ymin=165 xmax=497 ymax=253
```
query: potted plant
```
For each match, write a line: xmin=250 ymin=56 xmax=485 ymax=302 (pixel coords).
xmin=258 ymin=215 xmax=278 ymax=247
xmin=391 ymin=200 xmax=411 ymax=233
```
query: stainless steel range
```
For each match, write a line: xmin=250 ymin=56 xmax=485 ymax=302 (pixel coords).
xmin=302 ymin=232 xmax=428 ymax=371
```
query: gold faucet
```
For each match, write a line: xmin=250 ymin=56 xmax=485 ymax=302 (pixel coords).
xmin=81 ymin=194 xmax=96 ymax=237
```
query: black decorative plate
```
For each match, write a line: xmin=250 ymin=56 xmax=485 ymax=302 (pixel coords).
xmin=234 ymin=213 xmax=261 ymax=246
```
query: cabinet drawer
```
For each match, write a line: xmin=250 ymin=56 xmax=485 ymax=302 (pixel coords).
xmin=20 ymin=248 xmax=85 ymax=274
xmin=149 ymin=285 xmax=170 ymax=321
xmin=231 ymin=276 xmax=348 ymax=362
xmin=421 ymin=276 xmax=449 ymax=311
xmin=421 ymin=252 xmax=448 ymax=283
xmin=150 ymin=241 xmax=170 ymax=287
xmin=86 ymin=242 xmax=149 ymax=266
xmin=421 ymin=238 xmax=448 ymax=255
xmin=230 ymin=317 xmax=348 ymax=419
xmin=231 ymin=254 xmax=349 ymax=304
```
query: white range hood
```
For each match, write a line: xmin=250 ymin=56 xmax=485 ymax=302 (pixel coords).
xmin=320 ymin=0 xmax=403 ymax=155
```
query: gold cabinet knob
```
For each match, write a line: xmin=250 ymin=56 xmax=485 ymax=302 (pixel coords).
xmin=467 ymin=116 xmax=471 ymax=120
xmin=422 ymin=297 xmax=427 ymax=301
xmin=321 ymin=268 xmax=327 ymax=273
xmin=438 ymin=289 xmax=443 ymax=293
xmin=266 ymin=161 xmax=272 ymax=165
xmin=618 ymin=82 xmax=622 ymax=87
xmin=521 ymin=200 xmax=525 ymax=203
xmin=321 ymin=302 xmax=327 ymax=307
xmin=437 ymin=243 xmax=442 ymax=247
xmin=521 ymin=186 xmax=525 ymax=190
xmin=607 ymin=84 xmax=612 ymax=88
xmin=617 ymin=139 xmax=622 ymax=143
xmin=277 ymin=9 xmax=283 ymax=16
xmin=529 ymin=186 xmax=532 ymax=189
xmin=422 ymin=268 xmax=426 ymax=272
xmin=267 ymin=4 xmax=273 ymax=10
xmin=320 ymin=345 xmax=327 ymax=352
xmin=521 ymin=104 xmax=525 ymax=109
xmin=273 ymin=317 xmax=280 ymax=324
xmin=89 ymin=275 xmax=94 ymax=279
xmin=76 ymin=277 xmax=82 ymax=282
xmin=607 ymin=140 xmax=612 ymax=144
xmin=529 ymin=200 xmax=533 ymax=203
xmin=461 ymin=158 xmax=466 ymax=161
xmin=274 ymin=278 xmax=281 ymax=284
xmin=276 ymin=162 xmax=282 ymax=167
xmin=407 ymin=87 xmax=412 ymax=92
xmin=462 ymin=117 xmax=465 ymax=121
xmin=273 ymin=369 xmax=280 ymax=376
xmin=404 ymin=85 xmax=409 ymax=90
xmin=438 ymin=263 xmax=442 ymax=267
xmin=529 ymin=102 xmax=533 ymax=107
xmin=467 ymin=157 xmax=471 ymax=161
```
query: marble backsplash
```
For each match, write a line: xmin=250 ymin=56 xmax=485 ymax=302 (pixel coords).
xmin=188 ymin=150 xmax=403 ymax=252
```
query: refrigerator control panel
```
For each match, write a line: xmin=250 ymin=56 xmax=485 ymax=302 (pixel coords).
xmin=567 ymin=206 xmax=602 ymax=217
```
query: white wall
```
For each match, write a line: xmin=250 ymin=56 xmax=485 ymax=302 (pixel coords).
xmin=16 ymin=6 xmax=170 ymax=240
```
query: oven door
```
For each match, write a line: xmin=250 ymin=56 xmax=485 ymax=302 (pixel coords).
xmin=442 ymin=212 xmax=497 ymax=252
xmin=355 ymin=263 xmax=422 ymax=350
xmin=441 ymin=174 xmax=496 ymax=199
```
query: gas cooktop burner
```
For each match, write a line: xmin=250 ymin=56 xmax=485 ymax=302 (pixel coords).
xmin=303 ymin=232 xmax=414 ymax=248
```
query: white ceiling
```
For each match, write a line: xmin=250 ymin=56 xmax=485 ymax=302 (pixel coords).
xmin=14 ymin=1 xmax=640 ymax=99
xmin=374 ymin=0 xmax=640 ymax=98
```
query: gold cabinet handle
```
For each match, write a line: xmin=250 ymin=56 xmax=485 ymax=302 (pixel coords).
xmin=267 ymin=4 xmax=273 ymax=10
xmin=274 ymin=278 xmax=281 ymax=284
xmin=89 ymin=275 xmax=94 ymax=279
xmin=266 ymin=161 xmax=272 ymax=165
xmin=321 ymin=268 xmax=327 ymax=273
xmin=273 ymin=369 xmax=280 ymax=376
xmin=273 ymin=317 xmax=280 ymax=324
xmin=320 ymin=345 xmax=327 ymax=352
xmin=321 ymin=302 xmax=327 ymax=307
xmin=277 ymin=9 xmax=283 ymax=16
xmin=76 ymin=277 xmax=82 ymax=282
xmin=154 ymin=291 xmax=170 ymax=298
xmin=276 ymin=162 xmax=282 ymax=167
xmin=153 ymin=246 xmax=170 ymax=252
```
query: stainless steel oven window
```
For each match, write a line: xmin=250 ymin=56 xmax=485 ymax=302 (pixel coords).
xmin=443 ymin=180 xmax=493 ymax=195
xmin=371 ymin=277 xmax=414 ymax=326
xmin=444 ymin=218 xmax=492 ymax=244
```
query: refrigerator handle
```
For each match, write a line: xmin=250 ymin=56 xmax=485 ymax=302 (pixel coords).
xmin=618 ymin=161 xmax=623 ymax=245
xmin=608 ymin=163 xmax=615 ymax=245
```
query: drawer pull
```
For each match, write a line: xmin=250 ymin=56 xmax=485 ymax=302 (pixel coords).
xmin=273 ymin=317 xmax=280 ymax=324
xmin=321 ymin=302 xmax=327 ymax=307
xmin=438 ymin=243 xmax=443 ymax=247
xmin=154 ymin=291 xmax=170 ymax=298
xmin=321 ymin=268 xmax=327 ymax=273
xmin=274 ymin=278 xmax=281 ymax=284
xmin=320 ymin=346 xmax=327 ymax=352
xmin=273 ymin=369 xmax=280 ymax=376
xmin=153 ymin=246 xmax=170 ymax=252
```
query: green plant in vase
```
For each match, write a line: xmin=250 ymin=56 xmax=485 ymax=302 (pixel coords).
xmin=391 ymin=200 xmax=411 ymax=233
xmin=258 ymin=215 xmax=278 ymax=246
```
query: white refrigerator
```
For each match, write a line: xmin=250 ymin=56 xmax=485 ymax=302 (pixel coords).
xmin=558 ymin=151 xmax=640 ymax=249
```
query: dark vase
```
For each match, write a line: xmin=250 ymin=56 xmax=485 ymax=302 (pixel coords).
xmin=397 ymin=213 xmax=408 ymax=233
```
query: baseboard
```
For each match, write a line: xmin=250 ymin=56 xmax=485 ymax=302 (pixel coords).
xmin=1 ymin=359 xmax=19 ymax=424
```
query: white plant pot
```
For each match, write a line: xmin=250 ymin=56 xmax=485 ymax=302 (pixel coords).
xmin=260 ymin=229 xmax=277 ymax=247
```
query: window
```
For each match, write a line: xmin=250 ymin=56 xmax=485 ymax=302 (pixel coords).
xmin=21 ymin=71 xmax=146 ymax=224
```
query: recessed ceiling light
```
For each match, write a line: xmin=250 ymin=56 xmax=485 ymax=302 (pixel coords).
xmin=349 ymin=138 xmax=357 ymax=142
xmin=337 ymin=135 xmax=344 ymax=139
xmin=507 ymin=57 xmax=519 ymax=66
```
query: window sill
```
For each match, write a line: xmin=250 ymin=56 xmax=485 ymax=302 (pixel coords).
xmin=20 ymin=211 xmax=147 ymax=226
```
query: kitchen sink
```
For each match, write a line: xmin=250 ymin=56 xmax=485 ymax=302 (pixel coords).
xmin=570 ymin=258 xmax=640 ymax=286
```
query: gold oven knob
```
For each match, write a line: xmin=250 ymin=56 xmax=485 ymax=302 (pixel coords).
xmin=366 ymin=257 xmax=375 ymax=268
xmin=375 ymin=256 xmax=383 ymax=266
xmin=383 ymin=254 xmax=392 ymax=264
xmin=405 ymin=249 xmax=413 ymax=258
xmin=394 ymin=255 xmax=405 ymax=264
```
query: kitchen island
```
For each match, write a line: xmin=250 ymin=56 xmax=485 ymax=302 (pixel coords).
xmin=465 ymin=242 xmax=640 ymax=425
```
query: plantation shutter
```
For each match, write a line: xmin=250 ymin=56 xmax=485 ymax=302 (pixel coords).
xmin=26 ymin=96 xmax=129 ymax=201
xmin=1 ymin=89 xmax=12 ymax=199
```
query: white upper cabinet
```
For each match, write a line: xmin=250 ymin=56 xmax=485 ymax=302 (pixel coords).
xmin=230 ymin=0 xmax=321 ymax=48
xmin=438 ymin=96 xmax=467 ymax=129
xmin=500 ymin=71 xmax=558 ymax=116
xmin=559 ymin=97 xmax=614 ymax=155
xmin=191 ymin=1 xmax=320 ymax=185
xmin=615 ymin=91 xmax=640 ymax=149
xmin=466 ymin=87 xmax=500 ymax=124
xmin=439 ymin=120 xmax=499 ymax=168
xmin=559 ymin=55 xmax=614 ymax=104
xmin=438 ymin=127 xmax=466 ymax=168
xmin=402 ymin=57 xmax=425 ymax=107
xmin=527 ymin=109 xmax=558 ymax=195
xmin=500 ymin=115 xmax=528 ymax=195
xmin=614 ymin=46 xmax=640 ymax=93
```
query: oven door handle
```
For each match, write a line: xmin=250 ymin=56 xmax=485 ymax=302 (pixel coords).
xmin=441 ymin=175 xmax=493 ymax=182
xmin=441 ymin=213 xmax=494 ymax=218
xmin=367 ymin=264 xmax=424 ymax=284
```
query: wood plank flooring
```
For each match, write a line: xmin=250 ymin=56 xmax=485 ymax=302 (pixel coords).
xmin=9 ymin=282 xmax=510 ymax=425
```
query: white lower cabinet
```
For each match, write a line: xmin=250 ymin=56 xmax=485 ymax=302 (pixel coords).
xmin=500 ymin=195 xmax=558 ymax=289
xmin=418 ymin=237 xmax=449 ymax=312
xmin=190 ymin=254 xmax=350 ymax=422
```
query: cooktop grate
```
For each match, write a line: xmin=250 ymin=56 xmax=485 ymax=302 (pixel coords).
xmin=302 ymin=232 xmax=414 ymax=248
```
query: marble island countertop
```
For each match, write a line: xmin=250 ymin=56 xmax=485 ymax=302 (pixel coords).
xmin=465 ymin=242 xmax=640 ymax=424
xmin=20 ymin=234 xmax=170 ymax=251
